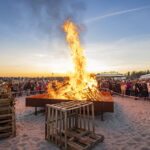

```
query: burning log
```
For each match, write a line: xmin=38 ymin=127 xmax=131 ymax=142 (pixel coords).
xmin=46 ymin=20 xmax=103 ymax=101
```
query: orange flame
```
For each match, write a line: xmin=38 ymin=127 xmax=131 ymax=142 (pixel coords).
xmin=47 ymin=19 xmax=103 ymax=100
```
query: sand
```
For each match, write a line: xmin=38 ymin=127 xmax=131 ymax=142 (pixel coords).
xmin=0 ymin=96 xmax=150 ymax=150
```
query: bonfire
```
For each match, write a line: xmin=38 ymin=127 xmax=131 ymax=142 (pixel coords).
xmin=47 ymin=20 xmax=104 ymax=101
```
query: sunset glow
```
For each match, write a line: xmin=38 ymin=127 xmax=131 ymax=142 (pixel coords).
xmin=0 ymin=1 xmax=150 ymax=77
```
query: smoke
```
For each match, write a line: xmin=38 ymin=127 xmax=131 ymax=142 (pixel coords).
xmin=22 ymin=0 xmax=86 ymax=38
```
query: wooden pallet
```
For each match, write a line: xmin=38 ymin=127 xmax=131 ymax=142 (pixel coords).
xmin=48 ymin=128 xmax=104 ymax=150
xmin=45 ymin=101 xmax=104 ymax=150
xmin=67 ymin=128 xmax=104 ymax=150
xmin=0 ymin=95 xmax=16 ymax=139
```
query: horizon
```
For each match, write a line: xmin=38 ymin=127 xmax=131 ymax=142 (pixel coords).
xmin=0 ymin=0 xmax=150 ymax=76
xmin=0 ymin=70 xmax=149 ymax=78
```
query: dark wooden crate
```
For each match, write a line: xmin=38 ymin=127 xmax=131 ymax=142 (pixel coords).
xmin=0 ymin=97 xmax=16 ymax=139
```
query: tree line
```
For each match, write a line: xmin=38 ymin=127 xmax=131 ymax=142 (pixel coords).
xmin=125 ymin=70 xmax=150 ymax=79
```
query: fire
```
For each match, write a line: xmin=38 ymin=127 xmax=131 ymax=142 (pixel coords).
xmin=47 ymin=19 xmax=104 ymax=101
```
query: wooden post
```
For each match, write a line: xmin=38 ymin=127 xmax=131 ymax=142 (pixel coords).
xmin=64 ymin=111 xmax=67 ymax=150
xmin=91 ymin=103 xmax=95 ymax=134
xmin=83 ymin=106 xmax=86 ymax=130
xmin=75 ymin=109 xmax=78 ymax=128
xmin=11 ymin=106 xmax=15 ymax=137
xmin=60 ymin=111 xmax=62 ymax=148
xmin=48 ymin=107 xmax=51 ymax=141
xmin=45 ymin=106 xmax=48 ymax=140
xmin=87 ymin=105 xmax=90 ymax=131
xmin=79 ymin=107 xmax=82 ymax=129
xmin=69 ymin=110 xmax=71 ymax=128
xmin=55 ymin=109 xmax=58 ymax=145
xmin=51 ymin=108 xmax=54 ymax=142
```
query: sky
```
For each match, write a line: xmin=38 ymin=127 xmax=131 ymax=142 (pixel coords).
xmin=0 ymin=0 xmax=150 ymax=77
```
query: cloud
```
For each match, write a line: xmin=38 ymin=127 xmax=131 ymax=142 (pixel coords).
xmin=84 ymin=6 xmax=150 ymax=24
xmin=84 ymin=35 xmax=150 ymax=72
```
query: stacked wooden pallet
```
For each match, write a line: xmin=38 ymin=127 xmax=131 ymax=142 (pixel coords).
xmin=0 ymin=84 xmax=16 ymax=139
xmin=45 ymin=101 xmax=104 ymax=150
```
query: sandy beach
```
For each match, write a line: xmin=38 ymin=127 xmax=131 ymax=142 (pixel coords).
xmin=0 ymin=96 xmax=150 ymax=150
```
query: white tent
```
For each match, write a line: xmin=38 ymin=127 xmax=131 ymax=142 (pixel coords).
xmin=140 ymin=73 xmax=150 ymax=79
xmin=96 ymin=74 xmax=126 ymax=80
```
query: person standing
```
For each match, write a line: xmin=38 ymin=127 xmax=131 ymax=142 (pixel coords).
xmin=126 ymin=81 xmax=131 ymax=95
xmin=142 ymin=81 xmax=148 ymax=100
xmin=135 ymin=81 xmax=140 ymax=99
xmin=37 ymin=83 xmax=40 ymax=93
xmin=139 ymin=82 xmax=143 ymax=97
xmin=147 ymin=81 xmax=150 ymax=99
xmin=121 ymin=81 xmax=126 ymax=97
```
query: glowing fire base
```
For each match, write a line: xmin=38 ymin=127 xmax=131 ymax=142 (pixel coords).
xmin=26 ymin=94 xmax=114 ymax=114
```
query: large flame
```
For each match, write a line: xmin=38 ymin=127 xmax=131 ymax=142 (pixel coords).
xmin=47 ymin=19 xmax=103 ymax=101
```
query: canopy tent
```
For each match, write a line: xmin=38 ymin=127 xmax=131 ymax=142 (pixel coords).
xmin=140 ymin=73 xmax=150 ymax=79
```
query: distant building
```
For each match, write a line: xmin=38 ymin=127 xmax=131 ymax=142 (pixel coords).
xmin=140 ymin=73 xmax=150 ymax=79
xmin=96 ymin=74 xmax=126 ymax=80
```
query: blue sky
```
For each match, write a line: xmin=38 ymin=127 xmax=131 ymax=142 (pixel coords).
xmin=0 ymin=0 xmax=150 ymax=76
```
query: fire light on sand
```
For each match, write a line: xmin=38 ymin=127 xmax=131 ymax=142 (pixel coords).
xmin=47 ymin=19 xmax=104 ymax=101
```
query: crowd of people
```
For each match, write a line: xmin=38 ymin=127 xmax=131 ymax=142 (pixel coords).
xmin=98 ymin=79 xmax=150 ymax=99
xmin=0 ymin=77 xmax=150 ymax=100
xmin=0 ymin=77 xmax=66 ymax=97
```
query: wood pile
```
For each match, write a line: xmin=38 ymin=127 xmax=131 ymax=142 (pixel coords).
xmin=45 ymin=101 xmax=104 ymax=150
xmin=0 ymin=82 xmax=16 ymax=138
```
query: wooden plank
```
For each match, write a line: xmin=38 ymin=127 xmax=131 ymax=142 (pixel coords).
xmin=0 ymin=119 xmax=12 ymax=124
xmin=11 ymin=106 xmax=16 ymax=137
xmin=69 ymin=110 xmax=71 ymax=129
xmin=80 ymin=131 xmax=90 ymax=137
xmin=0 ymin=114 xmax=12 ymax=119
xmin=67 ymin=131 xmax=91 ymax=145
xmin=0 ymin=125 xmax=12 ymax=131
xmin=48 ymin=112 xmax=76 ymax=124
xmin=59 ymin=111 xmax=62 ymax=147
xmin=48 ymin=107 xmax=51 ymax=141
xmin=55 ymin=109 xmax=58 ymax=145
xmin=0 ymin=103 xmax=10 ymax=107
xmin=91 ymin=103 xmax=95 ymax=134
xmin=83 ymin=106 xmax=86 ymax=130
xmin=48 ymin=101 xmax=92 ymax=112
xmin=64 ymin=111 xmax=67 ymax=150
xmin=0 ymin=107 xmax=11 ymax=112
xmin=51 ymin=108 xmax=54 ymax=142
xmin=87 ymin=105 xmax=90 ymax=131
xmin=79 ymin=107 xmax=82 ymax=129
xmin=0 ymin=132 xmax=12 ymax=138
xmin=75 ymin=109 xmax=78 ymax=128
xmin=83 ymin=136 xmax=96 ymax=143
xmin=0 ymin=99 xmax=12 ymax=103
xmin=45 ymin=106 xmax=48 ymax=140
xmin=72 ymin=110 xmax=75 ymax=128
xmin=84 ymin=134 xmax=104 ymax=150
xmin=68 ymin=141 xmax=84 ymax=150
